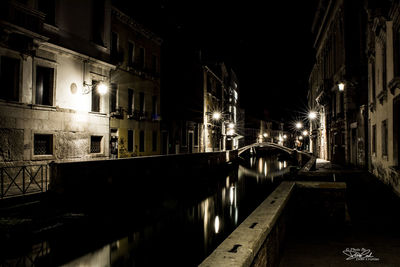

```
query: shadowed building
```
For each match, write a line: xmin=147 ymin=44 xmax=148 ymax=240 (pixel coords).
xmin=308 ymin=0 xmax=369 ymax=167
xmin=109 ymin=7 xmax=162 ymax=158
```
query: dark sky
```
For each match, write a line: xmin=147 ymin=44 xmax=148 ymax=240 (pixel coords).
xmin=113 ymin=0 xmax=318 ymax=122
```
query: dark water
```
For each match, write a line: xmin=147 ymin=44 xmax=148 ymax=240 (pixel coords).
xmin=1 ymin=151 xmax=293 ymax=267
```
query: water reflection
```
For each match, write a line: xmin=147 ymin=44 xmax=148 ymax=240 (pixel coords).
xmin=1 ymin=152 xmax=292 ymax=267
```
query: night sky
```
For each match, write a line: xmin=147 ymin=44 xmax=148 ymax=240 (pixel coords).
xmin=113 ymin=0 xmax=318 ymax=122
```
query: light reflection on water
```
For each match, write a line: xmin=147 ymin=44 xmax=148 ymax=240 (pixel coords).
xmin=1 ymin=153 xmax=292 ymax=267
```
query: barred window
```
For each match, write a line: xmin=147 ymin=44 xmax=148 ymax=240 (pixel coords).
xmin=90 ymin=136 xmax=102 ymax=153
xmin=34 ymin=134 xmax=53 ymax=155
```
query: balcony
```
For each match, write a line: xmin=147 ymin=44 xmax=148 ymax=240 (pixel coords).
xmin=110 ymin=107 xmax=124 ymax=119
xmin=127 ymin=110 xmax=147 ymax=120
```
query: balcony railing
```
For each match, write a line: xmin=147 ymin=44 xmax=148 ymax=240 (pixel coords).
xmin=1 ymin=164 xmax=49 ymax=199
xmin=127 ymin=110 xmax=147 ymax=120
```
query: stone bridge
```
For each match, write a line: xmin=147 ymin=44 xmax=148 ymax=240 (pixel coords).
xmin=238 ymin=142 xmax=294 ymax=157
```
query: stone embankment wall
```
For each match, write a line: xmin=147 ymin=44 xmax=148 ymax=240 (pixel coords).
xmin=200 ymin=181 xmax=346 ymax=267
xmin=49 ymin=150 xmax=237 ymax=200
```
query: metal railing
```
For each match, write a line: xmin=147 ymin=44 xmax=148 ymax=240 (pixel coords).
xmin=0 ymin=164 xmax=49 ymax=199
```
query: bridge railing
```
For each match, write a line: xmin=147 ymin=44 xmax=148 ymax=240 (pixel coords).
xmin=0 ymin=164 xmax=49 ymax=199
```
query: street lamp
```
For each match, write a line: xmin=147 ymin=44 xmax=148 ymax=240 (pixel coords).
xmin=295 ymin=122 xmax=303 ymax=129
xmin=302 ymin=130 xmax=308 ymax=136
xmin=338 ymin=82 xmax=345 ymax=92
xmin=263 ymin=133 xmax=268 ymax=138
xmin=308 ymin=111 xmax=317 ymax=120
xmin=212 ymin=111 xmax=222 ymax=120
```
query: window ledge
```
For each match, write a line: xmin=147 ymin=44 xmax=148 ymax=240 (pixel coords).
xmin=30 ymin=104 xmax=57 ymax=111
xmin=32 ymin=154 xmax=55 ymax=161
xmin=88 ymin=111 xmax=107 ymax=117
xmin=43 ymin=23 xmax=59 ymax=33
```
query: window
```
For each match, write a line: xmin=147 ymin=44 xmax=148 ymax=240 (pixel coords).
xmin=394 ymin=30 xmax=400 ymax=77
xmin=38 ymin=0 xmax=55 ymax=25
xmin=91 ymin=80 xmax=100 ymax=112
xmin=128 ymin=130 xmax=134 ymax=152
xmin=139 ymin=92 xmax=145 ymax=113
xmin=139 ymin=131 xmax=145 ymax=152
xmin=371 ymin=63 xmax=376 ymax=102
xmin=128 ymin=89 xmax=134 ymax=115
xmin=152 ymin=131 xmax=157 ymax=152
xmin=0 ymin=56 xmax=19 ymax=101
xmin=152 ymin=55 xmax=157 ymax=73
xmin=339 ymin=92 xmax=344 ymax=114
xmin=90 ymin=136 xmax=102 ymax=153
xmin=91 ymin=0 xmax=105 ymax=45
xmin=372 ymin=124 xmax=376 ymax=154
xmin=332 ymin=92 xmax=336 ymax=118
xmin=182 ymin=123 xmax=187 ymax=147
xmin=152 ymin=96 xmax=157 ymax=115
xmin=110 ymin=83 xmax=117 ymax=113
xmin=382 ymin=120 xmax=388 ymax=157
xmin=34 ymin=134 xmax=53 ymax=155
xmin=138 ymin=47 xmax=145 ymax=69
xmin=128 ymin=42 xmax=135 ymax=66
xmin=36 ymin=66 xmax=54 ymax=106
xmin=111 ymin=32 xmax=118 ymax=57
xmin=194 ymin=124 xmax=199 ymax=146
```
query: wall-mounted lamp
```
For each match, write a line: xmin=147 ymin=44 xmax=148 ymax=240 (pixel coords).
xmin=82 ymin=81 xmax=108 ymax=95
xmin=338 ymin=82 xmax=345 ymax=92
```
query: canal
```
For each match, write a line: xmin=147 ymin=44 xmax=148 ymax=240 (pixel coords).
xmin=0 ymin=148 xmax=295 ymax=267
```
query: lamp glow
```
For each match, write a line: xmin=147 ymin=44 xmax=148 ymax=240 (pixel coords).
xmin=302 ymin=130 xmax=308 ymax=136
xmin=308 ymin=111 xmax=317 ymax=120
xmin=97 ymin=82 xmax=108 ymax=95
xmin=263 ymin=133 xmax=268 ymax=138
xmin=338 ymin=82 xmax=345 ymax=91
xmin=295 ymin=122 xmax=303 ymax=129
xmin=212 ymin=112 xmax=221 ymax=120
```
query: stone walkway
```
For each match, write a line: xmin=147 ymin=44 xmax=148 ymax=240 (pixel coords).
xmin=279 ymin=159 xmax=400 ymax=267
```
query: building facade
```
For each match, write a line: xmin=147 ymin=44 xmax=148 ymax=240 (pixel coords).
xmin=109 ymin=7 xmax=162 ymax=158
xmin=0 ymin=0 xmax=115 ymax=165
xmin=163 ymin=57 xmax=243 ymax=154
xmin=366 ymin=0 xmax=400 ymax=195
xmin=308 ymin=0 xmax=369 ymax=167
